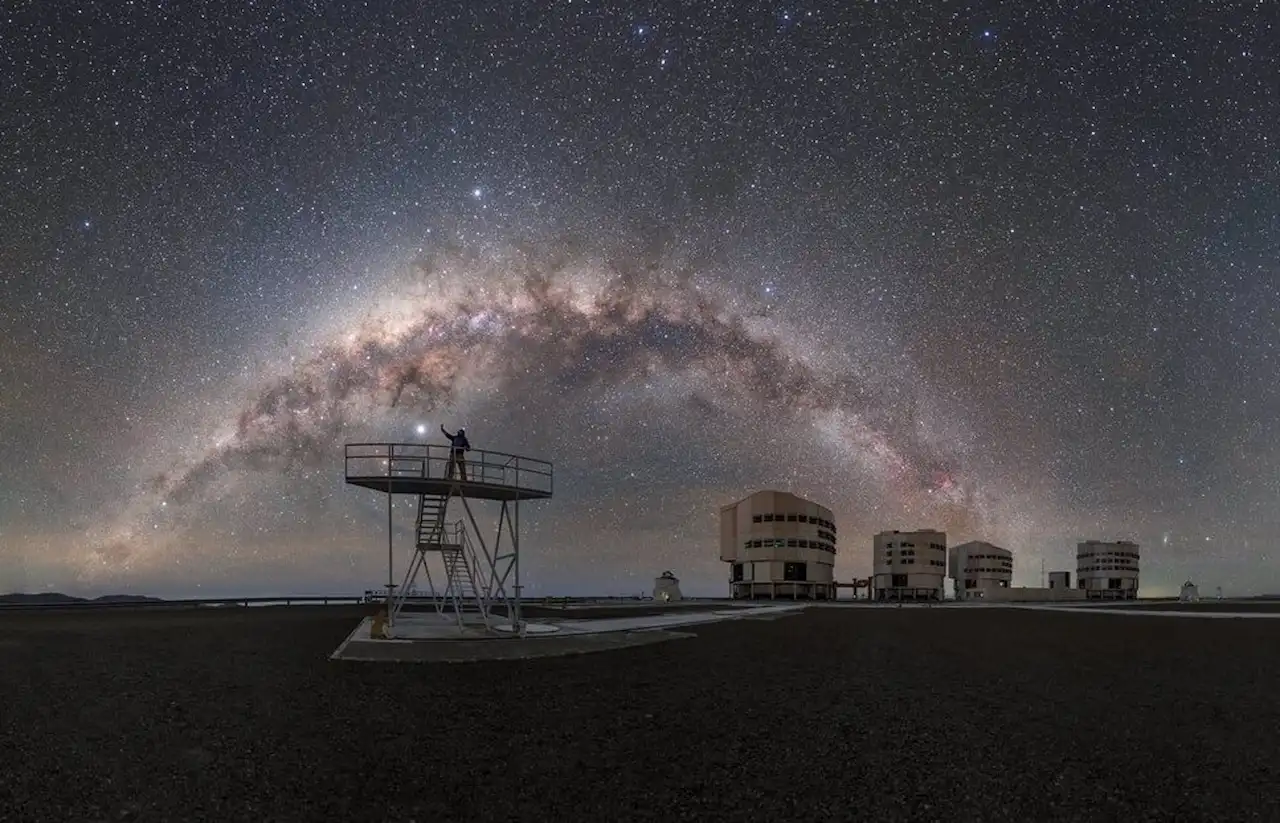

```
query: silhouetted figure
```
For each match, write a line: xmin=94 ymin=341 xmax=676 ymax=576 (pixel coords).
xmin=441 ymin=425 xmax=471 ymax=481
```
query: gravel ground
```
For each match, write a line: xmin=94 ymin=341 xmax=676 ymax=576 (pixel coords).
xmin=3 ymin=605 xmax=1279 ymax=821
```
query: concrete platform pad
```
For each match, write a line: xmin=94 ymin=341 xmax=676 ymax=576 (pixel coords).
xmin=549 ymin=598 xmax=749 ymax=611
xmin=332 ymin=626 xmax=697 ymax=663
xmin=493 ymin=621 xmax=560 ymax=635
xmin=330 ymin=603 xmax=804 ymax=663
xmin=389 ymin=603 xmax=803 ymax=639
xmin=382 ymin=612 xmax=522 ymax=640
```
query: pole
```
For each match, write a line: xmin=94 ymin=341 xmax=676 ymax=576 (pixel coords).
xmin=514 ymin=493 xmax=522 ymax=635
xmin=387 ymin=448 xmax=394 ymax=624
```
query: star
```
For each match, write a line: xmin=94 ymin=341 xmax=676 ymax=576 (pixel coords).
xmin=2 ymin=1 xmax=1275 ymax=601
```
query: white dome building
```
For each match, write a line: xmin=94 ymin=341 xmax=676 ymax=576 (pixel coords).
xmin=653 ymin=571 xmax=683 ymax=602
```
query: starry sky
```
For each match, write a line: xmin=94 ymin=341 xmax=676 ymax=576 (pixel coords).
xmin=2 ymin=1 xmax=1278 ymax=599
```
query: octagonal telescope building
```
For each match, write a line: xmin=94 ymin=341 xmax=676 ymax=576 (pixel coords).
xmin=719 ymin=490 xmax=837 ymax=600
xmin=872 ymin=529 xmax=947 ymax=601
xmin=1076 ymin=540 xmax=1140 ymax=600
xmin=948 ymin=540 xmax=1013 ymax=600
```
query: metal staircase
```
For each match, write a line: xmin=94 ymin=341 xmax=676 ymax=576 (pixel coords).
xmin=440 ymin=535 xmax=486 ymax=619
xmin=390 ymin=486 xmax=495 ymax=630
xmin=416 ymin=492 xmax=450 ymax=548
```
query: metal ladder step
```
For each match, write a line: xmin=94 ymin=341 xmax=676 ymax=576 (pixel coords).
xmin=443 ymin=550 xmax=479 ymax=606
xmin=415 ymin=492 xmax=451 ymax=548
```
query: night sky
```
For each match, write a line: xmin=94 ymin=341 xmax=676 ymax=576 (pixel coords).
xmin=3 ymin=2 xmax=1278 ymax=598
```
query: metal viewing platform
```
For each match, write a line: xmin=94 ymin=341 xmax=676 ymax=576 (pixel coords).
xmin=344 ymin=441 xmax=554 ymax=640
xmin=344 ymin=443 xmax=553 ymax=501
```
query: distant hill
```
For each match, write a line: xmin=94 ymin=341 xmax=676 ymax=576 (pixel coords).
xmin=0 ymin=592 xmax=165 ymax=605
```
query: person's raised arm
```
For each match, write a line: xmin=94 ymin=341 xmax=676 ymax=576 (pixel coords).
xmin=440 ymin=424 xmax=453 ymax=439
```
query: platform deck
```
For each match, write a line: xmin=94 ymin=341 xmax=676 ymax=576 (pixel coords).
xmin=345 ymin=476 xmax=551 ymax=501
xmin=344 ymin=442 xmax=553 ymax=500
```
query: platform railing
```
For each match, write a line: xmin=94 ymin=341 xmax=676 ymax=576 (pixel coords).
xmin=344 ymin=443 xmax=553 ymax=496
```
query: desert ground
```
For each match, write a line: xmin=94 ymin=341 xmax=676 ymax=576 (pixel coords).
xmin=2 ymin=603 xmax=1278 ymax=821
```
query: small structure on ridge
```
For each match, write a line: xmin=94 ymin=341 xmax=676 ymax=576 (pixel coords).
xmin=653 ymin=570 xmax=683 ymax=602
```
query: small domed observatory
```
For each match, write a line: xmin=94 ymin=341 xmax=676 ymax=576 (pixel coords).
xmin=1180 ymin=580 xmax=1199 ymax=602
xmin=653 ymin=570 xmax=683 ymax=602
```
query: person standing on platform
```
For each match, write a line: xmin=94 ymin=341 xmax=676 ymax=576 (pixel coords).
xmin=440 ymin=425 xmax=471 ymax=481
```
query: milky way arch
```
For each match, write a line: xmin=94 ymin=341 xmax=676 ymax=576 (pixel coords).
xmin=80 ymin=239 xmax=985 ymax=579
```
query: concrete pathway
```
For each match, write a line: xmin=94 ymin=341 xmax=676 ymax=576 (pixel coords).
xmin=1009 ymin=604 xmax=1280 ymax=619
xmin=544 ymin=604 xmax=805 ymax=634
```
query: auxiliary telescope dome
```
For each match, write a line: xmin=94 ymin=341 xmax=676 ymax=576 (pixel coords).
xmin=653 ymin=570 xmax=683 ymax=602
